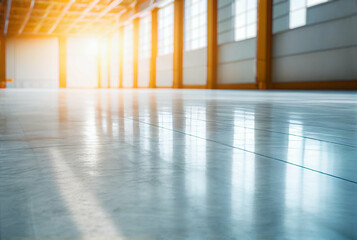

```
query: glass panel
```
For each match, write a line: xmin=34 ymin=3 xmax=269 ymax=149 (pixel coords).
xmin=123 ymin=24 xmax=134 ymax=87
xmin=290 ymin=8 xmax=306 ymax=29
xmin=307 ymin=0 xmax=328 ymax=7
xmin=236 ymin=0 xmax=246 ymax=14
xmin=139 ymin=15 xmax=151 ymax=59
xmin=158 ymin=4 xmax=174 ymax=55
xmin=234 ymin=0 xmax=257 ymax=42
xmin=246 ymin=24 xmax=257 ymax=38
xmin=235 ymin=27 xmax=245 ymax=41
xmin=290 ymin=0 xmax=306 ymax=11
xmin=184 ymin=0 xmax=207 ymax=51
xmin=290 ymin=0 xmax=328 ymax=29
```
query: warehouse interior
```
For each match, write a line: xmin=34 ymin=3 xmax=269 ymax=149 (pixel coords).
xmin=0 ymin=0 xmax=357 ymax=239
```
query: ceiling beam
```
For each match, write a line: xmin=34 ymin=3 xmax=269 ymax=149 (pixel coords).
xmin=8 ymin=18 xmax=110 ymax=27
xmin=118 ymin=0 xmax=161 ymax=27
xmin=79 ymin=0 xmax=124 ymax=33
xmin=65 ymin=0 xmax=101 ymax=33
xmin=48 ymin=0 xmax=76 ymax=34
xmin=4 ymin=0 xmax=12 ymax=35
xmin=101 ymin=9 xmax=127 ymax=35
xmin=6 ymin=32 xmax=99 ymax=38
xmin=9 ymin=11 xmax=119 ymax=19
xmin=18 ymin=0 xmax=35 ymax=35
xmin=33 ymin=2 xmax=54 ymax=33
xmin=102 ymin=0 xmax=158 ymax=34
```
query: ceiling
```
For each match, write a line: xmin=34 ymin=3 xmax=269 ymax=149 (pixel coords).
xmin=0 ymin=0 xmax=138 ymax=37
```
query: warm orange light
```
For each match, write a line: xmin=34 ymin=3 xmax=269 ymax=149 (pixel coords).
xmin=99 ymin=38 xmax=108 ymax=57
xmin=84 ymin=38 xmax=99 ymax=55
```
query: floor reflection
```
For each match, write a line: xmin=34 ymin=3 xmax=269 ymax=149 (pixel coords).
xmin=49 ymin=148 xmax=120 ymax=238
xmin=158 ymin=109 xmax=173 ymax=160
xmin=286 ymin=120 xmax=326 ymax=215
xmin=1 ymin=89 xmax=357 ymax=239
xmin=185 ymin=106 xmax=207 ymax=209
xmin=233 ymin=109 xmax=255 ymax=151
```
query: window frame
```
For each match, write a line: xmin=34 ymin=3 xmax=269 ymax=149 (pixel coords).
xmin=158 ymin=3 xmax=174 ymax=56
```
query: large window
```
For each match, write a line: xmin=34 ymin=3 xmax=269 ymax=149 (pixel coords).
xmin=290 ymin=0 xmax=328 ymax=29
xmin=139 ymin=15 xmax=151 ymax=59
xmin=67 ymin=37 xmax=99 ymax=88
xmin=234 ymin=0 xmax=257 ymax=41
xmin=123 ymin=24 xmax=133 ymax=63
xmin=123 ymin=24 xmax=133 ymax=86
xmin=158 ymin=4 xmax=174 ymax=55
xmin=184 ymin=0 xmax=207 ymax=51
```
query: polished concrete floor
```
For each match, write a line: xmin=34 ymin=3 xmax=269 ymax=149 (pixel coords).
xmin=0 ymin=89 xmax=356 ymax=239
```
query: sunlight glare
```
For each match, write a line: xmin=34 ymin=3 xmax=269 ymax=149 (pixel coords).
xmin=84 ymin=38 xmax=99 ymax=55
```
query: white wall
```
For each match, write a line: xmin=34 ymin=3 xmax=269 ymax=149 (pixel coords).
xmin=273 ymin=0 xmax=357 ymax=82
xmin=66 ymin=37 xmax=98 ymax=88
xmin=218 ymin=39 xmax=256 ymax=84
xmin=99 ymin=38 xmax=109 ymax=88
xmin=6 ymin=38 xmax=59 ymax=88
xmin=122 ymin=62 xmax=134 ymax=87
xmin=138 ymin=58 xmax=151 ymax=87
xmin=156 ymin=54 xmax=173 ymax=87
xmin=183 ymin=48 xmax=207 ymax=86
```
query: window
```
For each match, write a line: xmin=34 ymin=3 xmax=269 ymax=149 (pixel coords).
xmin=110 ymin=32 xmax=120 ymax=88
xmin=158 ymin=4 xmax=174 ymax=55
xmin=123 ymin=24 xmax=133 ymax=62
xmin=290 ymin=0 xmax=328 ymax=29
xmin=184 ymin=0 xmax=207 ymax=51
xmin=307 ymin=0 xmax=328 ymax=7
xmin=234 ymin=0 xmax=257 ymax=41
xmin=139 ymin=15 xmax=151 ymax=59
xmin=123 ymin=24 xmax=134 ymax=86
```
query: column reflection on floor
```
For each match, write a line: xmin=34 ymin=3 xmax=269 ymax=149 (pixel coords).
xmin=1 ymin=89 xmax=357 ymax=239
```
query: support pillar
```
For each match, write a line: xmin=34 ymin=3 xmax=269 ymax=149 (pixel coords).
xmin=0 ymin=38 xmax=5 ymax=89
xmin=173 ymin=0 xmax=184 ymax=89
xmin=149 ymin=8 xmax=158 ymax=88
xmin=97 ymin=38 xmax=101 ymax=88
xmin=133 ymin=17 xmax=140 ymax=88
xmin=119 ymin=26 xmax=124 ymax=88
xmin=107 ymin=36 xmax=111 ymax=88
xmin=59 ymin=37 xmax=66 ymax=88
xmin=256 ymin=0 xmax=273 ymax=90
xmin=207 ymin=0 xmax=217 ymax=89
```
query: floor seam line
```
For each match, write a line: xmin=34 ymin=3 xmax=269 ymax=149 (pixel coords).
xmin=128 ymin=116 xmax=357 ymax=148
xmin=127 ymin=117 xmax=357 ymax=185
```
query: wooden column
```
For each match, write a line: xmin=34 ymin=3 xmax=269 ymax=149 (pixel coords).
xmin=133 ymin=17 xmax=140 ymax=88
xmin=97 ymin=38 xmax=101 ymax=88
xmin=207 ymin=0 xmax=217 ymax=89
xmin=107 ymin=36 xmax=111 ymax=88
xmin=0 ymin=37 xmax=5 ymax=89
xmin=256 ymin=0 xmax=273 ymax=90
xmin=59 ymin=37 xmax=67 ymax=88
xmin=149 ymin=8 xmax=158 ymax=88
xmin=119 ymin=26 xmax=124 ymax=88
xmin=173 ymin=0 xmax=184 ymax=89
